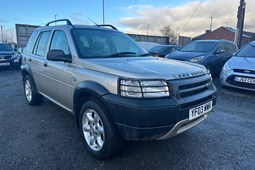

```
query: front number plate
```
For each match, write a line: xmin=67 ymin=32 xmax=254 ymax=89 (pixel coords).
xmin=234 ymin=77 xmax=255 ymax=84
xmin=189 ymin=101 xmax=213 ymax=120
xmin=0 ymin=62 xmax=10 ymax=66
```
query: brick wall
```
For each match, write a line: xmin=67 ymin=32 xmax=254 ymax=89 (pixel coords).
xmin=201 ymin=26 xmax=250 ymax=46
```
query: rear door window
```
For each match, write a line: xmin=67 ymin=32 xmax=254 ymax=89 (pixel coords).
xmin=34 ymin=31 xmax=52 ymax=57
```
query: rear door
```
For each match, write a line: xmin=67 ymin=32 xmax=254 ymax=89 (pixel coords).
xmin=43 ymin=30 xmax=73 ymax=110
xmin=29 ymin=30 xmax=52 ymax=94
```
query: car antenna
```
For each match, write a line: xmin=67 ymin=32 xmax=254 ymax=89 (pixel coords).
xmin=88 ymin=18 xmax=98 ymax=26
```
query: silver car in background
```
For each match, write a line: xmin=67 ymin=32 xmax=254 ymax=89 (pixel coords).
xmin=221 ymin=41 xmax=255 ymax=91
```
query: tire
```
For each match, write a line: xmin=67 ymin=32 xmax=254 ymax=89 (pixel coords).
xmin=23 ymin=75 xmax=43 ymax=105
xmin=79 ymin=99 xmax=123 ymax=159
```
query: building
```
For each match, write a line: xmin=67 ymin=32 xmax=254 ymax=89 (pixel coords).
xmin=193 ymin=26 xmax=255 ymax=47
xmin=127 ymin=34 xmax=169 ymax=45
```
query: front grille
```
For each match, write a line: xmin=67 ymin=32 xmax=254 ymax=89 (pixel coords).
xmin=233 ymin=69 xmax=255 ymax=75
xmin=0 ymin=55 xmax=12 ymax=60
xmin=226 ymin=75 xmax=255 ymax=89
xmin=179 ymin=80 xmax=210 ymax=98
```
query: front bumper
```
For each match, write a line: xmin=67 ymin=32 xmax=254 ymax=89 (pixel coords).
xmin=103 ymin=88 xmax=217 ymax=140
xmin=0 ymin=58 xmax=21 ymax=69
xmin=220 ymin=69 xmax=255 ymax=91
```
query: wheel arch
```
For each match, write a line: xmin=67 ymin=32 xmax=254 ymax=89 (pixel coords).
xmin=21 ymin=64 xmax=39 ymax=93
xmin=73 ymin=81 xmax=111 ymax=128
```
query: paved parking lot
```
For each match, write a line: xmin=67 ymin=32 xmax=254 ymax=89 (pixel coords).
xmin=0 ymin=69 xmax=255 ymax=170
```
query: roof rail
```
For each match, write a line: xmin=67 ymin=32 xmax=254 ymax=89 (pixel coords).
xmin=96 ymin=24 xmax=118 ymax=30
xmin=45 ymin=19 xmax=72 ymax=26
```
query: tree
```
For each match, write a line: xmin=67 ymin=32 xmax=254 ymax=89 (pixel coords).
xmin=1 ymin=34 xmax=12 ymax=43
xmin=160 ymin=25 xmax=178 ymax=44
xmin=1 ymin=32 xmax=12 ymax=43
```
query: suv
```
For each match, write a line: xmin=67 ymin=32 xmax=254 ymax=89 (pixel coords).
xmin=165 ymin=40 xmax=238 ymax=76
xmin=21 ymin=19 xmax=217 ymax=159
xmin=0 ymin=43 xmax=21 ymax=68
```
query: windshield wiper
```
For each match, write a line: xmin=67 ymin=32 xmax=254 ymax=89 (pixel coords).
xmin=103 ymin=52 xmax=137 ymax=58
xmin=182 ymin=50 xmax=195 ymax=52
xmin=139 ymin=53 xmax=151 ymax=56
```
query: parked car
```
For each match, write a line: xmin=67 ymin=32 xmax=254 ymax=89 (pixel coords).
xmin=221 ymin=41 xmax=255 ymax=91
xmin=21 ymin=19 xmax=217 ymax=159
xmin=0 ymin=43 xmax=21 ymax=69
xmin=137 ymin=41 xmax=161 ymax=51
xmin=165 ymin=40 xmax=238 ymax=76
xmin=148 ymin=45 xmax=182 ymax=58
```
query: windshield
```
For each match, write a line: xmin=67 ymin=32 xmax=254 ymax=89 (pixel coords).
xmin=236 ymin=44 xmax=255 ymax=58
xmin=181 ymin=41 xmax=217 ymax=53
xmin=0 ymin=44 xmax=13 ymax=51
xmin=72 ymin=28 xmax=147 ymax=58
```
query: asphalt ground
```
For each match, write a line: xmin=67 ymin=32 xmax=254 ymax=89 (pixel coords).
xmin=0 ymin=69 xmax=254 ymax=170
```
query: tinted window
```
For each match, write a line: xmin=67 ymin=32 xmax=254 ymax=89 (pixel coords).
xmin=217 ymin=42 xmax=237 ymax=53
xmin=34 ymin=31 xmax=51 ymax=56
xmin=236 ymin=44 xmax=255 ymax=58
xmin=72 ymin=28 xmax=146 ymax=58
xmin=50 ymin=30 xmax=70 ymax=55
xmin=0 ymin=44 xmax=12 ymax=51
xmin=217 ymin=43 xmax=228 ymax=52
xmin=164 ymin=46 xmax=180 ymax=53
xmin=227 ymin=43 xmax=238 ymax=52
xmin=149 ymin=46 xmax=167 ymax=52
xmin=181 ymin=41 xmax=217 ymax=52
xmin=24 ymin=30 xmax=39 ymax=54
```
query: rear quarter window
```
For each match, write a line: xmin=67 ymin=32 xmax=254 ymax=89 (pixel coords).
xmin=24 ymin=30 xmax=39 ymax=54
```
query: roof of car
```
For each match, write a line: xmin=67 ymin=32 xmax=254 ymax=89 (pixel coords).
xmin=36 ymin=24 xmax=119 ymax=33
xmin=155 ymin=45 xmax=180 ymax=47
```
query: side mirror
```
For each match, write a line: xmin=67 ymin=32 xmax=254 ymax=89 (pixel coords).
xmin=46 ymin=50 xmax=72 ymax=63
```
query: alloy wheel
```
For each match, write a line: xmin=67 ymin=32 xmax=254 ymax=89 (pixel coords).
xmin=82 ymin=109 xmax=105 ymax=151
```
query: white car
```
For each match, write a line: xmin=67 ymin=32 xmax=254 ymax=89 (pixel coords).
xmin=221 ymin=41 xmax=255 ymax=91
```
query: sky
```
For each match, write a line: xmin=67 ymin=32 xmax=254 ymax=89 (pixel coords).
xmin=0 ymin=0 xmax=255 ymax=42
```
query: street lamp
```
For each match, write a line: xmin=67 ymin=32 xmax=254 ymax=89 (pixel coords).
xmin=147 ymin=25 xmax=149 ymax=36
xmin=102 ymin=0 xmax=105 ymax=24
xmin=55 ymin=15 xmax=57 ymax=25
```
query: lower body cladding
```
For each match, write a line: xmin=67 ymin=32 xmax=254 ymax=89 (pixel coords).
xmin=103 ymin=90 xmax=217 ymax=140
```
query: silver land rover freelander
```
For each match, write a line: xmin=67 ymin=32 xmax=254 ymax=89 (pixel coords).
xmin=21 ymin=19 xmax=217 ymax=159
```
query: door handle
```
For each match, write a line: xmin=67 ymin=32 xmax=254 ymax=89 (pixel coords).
xmin=43 ymin=62 xmax=48 ymax=67
xmin=28 ymin=58 xmax=32 ymax=62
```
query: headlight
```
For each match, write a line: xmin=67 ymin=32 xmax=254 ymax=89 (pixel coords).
xmin=120 ymin=79 xmax=170 ymax=98
xmin=12 ymin=53 xmax=19 ymax=58
xmin=12 ymin=53 xmax=20 ymax=62
xmin=189 ymin=56 xmax=205 ymax=62
xmin=205 ymin=69 xmax=211 ymax=77
xmin=222 ymin=62 xmax=231 ymax=72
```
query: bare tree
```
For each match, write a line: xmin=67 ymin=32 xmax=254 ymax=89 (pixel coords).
xmin=2 ymin=34 xmax=12 ymax=43
xmin=160 ymin=25 xmax=178 ymax=44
